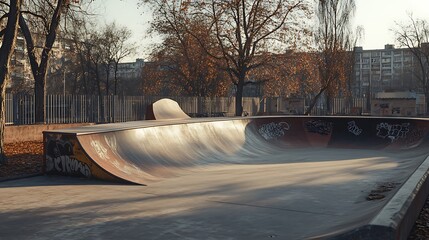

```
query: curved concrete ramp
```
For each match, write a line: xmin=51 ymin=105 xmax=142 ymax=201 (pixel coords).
xmin=44 ymin=116 xmax=429 ymax=184
xmin=145 ymin=98 xmax=190 ymax=120
xmin=43 ymin=116 xmax=429 ymax=239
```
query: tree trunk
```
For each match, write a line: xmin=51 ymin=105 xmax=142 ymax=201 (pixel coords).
xmin=0 ymin=87 xmax=7 ymax=164
xmin=34 ymin=74 xmax=45 ymax=123
xmin=0 ymin=0 xmax=22 ymax=163
xmin=19 ymin=0 xmax=65 ymax=123
xmin=305 ymin=87 xmax=328 ymax=115
xmin=114 ymin=62 xmax=119 ymax=95
xmin=326 ymin=94 xmax=332 ymax=115
xmin=424 ymin=85 xmax=429 ymax=116
xmin=95 ymin=66 xmax=105 ymax=123
xmin=235 ymin=80 xmax=244 ymax=116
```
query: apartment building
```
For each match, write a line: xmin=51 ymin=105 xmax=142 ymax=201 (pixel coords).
xmin=7 ymin=31 xmax=73 ymax=93
xmin=353 ymin=44 xmax=420 ymax=98
xmin=113 ymin=58 xmax=145 ymax=79
xmin=9 ymin=36 xmax=34 ymax=92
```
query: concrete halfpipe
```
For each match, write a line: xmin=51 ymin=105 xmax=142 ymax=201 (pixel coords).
xmin=44 ymin=116 xmax=429 ymax=185
xmin=41 ymin=114 xmax=429 ymax=239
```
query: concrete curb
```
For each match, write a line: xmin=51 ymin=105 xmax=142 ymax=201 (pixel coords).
xmin=330 ymin=156 xmax=429 ymax=240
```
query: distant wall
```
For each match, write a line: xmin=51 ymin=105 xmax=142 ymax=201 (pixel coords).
xmin=371 ymin=99 xmax=416 ymax=117
xmin=5 ymin=123 xmax=94 ymax=143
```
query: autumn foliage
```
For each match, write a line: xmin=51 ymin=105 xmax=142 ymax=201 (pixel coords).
xmin=141 ymin=0 xmax=229 ymax=97
xmin=143 ymin=0 xmax=310 ymax=115
xmin=260 ymin=52 xmax=319 ymax=97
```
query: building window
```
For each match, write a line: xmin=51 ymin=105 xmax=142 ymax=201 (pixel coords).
xmin=371 ymin=52 xmax=380 ymax=57
xmin=382 ymin=76 xmax=391 ymax=82
xmin=372 ymin=74 xmax=380 ymax=80
xmin=394 ymin=51 xmax=402 ymax=56
xmin=383 ymin=51 xmax=392 ymax=56
xmin=371 ymin=65 xmax=379 ymax=71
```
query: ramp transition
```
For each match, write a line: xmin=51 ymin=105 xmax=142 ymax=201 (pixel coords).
xmin=44 ymin=116 xmax=429 ymax=185
xmin=43 ymin=115 xmax=429 ymax=239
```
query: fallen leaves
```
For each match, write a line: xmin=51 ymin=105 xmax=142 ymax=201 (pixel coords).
xmin=0 ymin=141 xmax=43 ymax=178
xmin=409 ymin=197 xmax=429 ymax=239
xmin=366 ymin=182 xmax=400 ymax=201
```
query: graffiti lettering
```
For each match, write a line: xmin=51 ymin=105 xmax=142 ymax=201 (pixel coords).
xmin=258 ymin=122 xmax=290 ymax=140
xmin=405 ymin=129 xmax=425 ymax=147
xmin=46 ymin=138 xmax=91 ymax=178
xmin=305 ymin=120 xmax=333 ymax=135
xmin=46 ymin=155 xmax=91 ymax=178
xmin=376 ymin=122 xmax=410 ymax=142
xmin=347 ymin=121 xmax=362 ymax=136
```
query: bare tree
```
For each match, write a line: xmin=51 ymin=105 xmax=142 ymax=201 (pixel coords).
xmin=0 ymin=0 xmax=22 ymax=163
xmin=393 ymin=13 xmax=429 ymax=113
xmin=146 ymin=1 xmax=228 ymax=97
xmin=19 ymin=0 xmax=91 ymax=123
xmin=143 ymin=0 xmax=309 ymax=115
xmin=106 ymin=22 xmax=136 ymax=95
xmin=199 ymin=0 xmax=308 ymax=116
xmin=305 ymin=0 xmax=356 ymax=115
xmin=83 ymin=22 xmax=136 ymax=96
xmin=67 ymin=19 xmax=98 ymax=95
xmin=147 ymin=1 xmax=225 ymax=97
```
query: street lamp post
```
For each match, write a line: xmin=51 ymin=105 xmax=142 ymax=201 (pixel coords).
xmin=63 ymin=67 xmax=67 ymax=96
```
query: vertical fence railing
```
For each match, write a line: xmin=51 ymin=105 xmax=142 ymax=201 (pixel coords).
xmin=8 ymin=94 xmax=35 ymax=125
xmin=5 ymin=93 xmax=13 ymax=125
xmin=5 ymin=94 xmax=373 ymax=125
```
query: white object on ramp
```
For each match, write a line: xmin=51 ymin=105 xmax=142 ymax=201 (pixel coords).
xmin=146 ymin=98 xmax=190 ymax=120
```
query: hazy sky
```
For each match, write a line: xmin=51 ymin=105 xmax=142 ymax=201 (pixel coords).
xmin=93 ymin=0 xmax=429 ymax=61
xmin=354 ymin=0 xmax=429 ymax=49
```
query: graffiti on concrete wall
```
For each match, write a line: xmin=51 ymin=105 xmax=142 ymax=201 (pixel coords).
xmin=305 ymin=120 xmax=333 ymax=135
xmin=376 ymin=122 xmax=410 ymax=142
xmin=404 ymin=128 xmax=425 ymax=146
xmin=258 ymin=122 xmax=290 ymax=140
xmin=46 ymin=139 xmax=91 ymax=177
xmin=347 ymin=121 xmax=363 ymax=136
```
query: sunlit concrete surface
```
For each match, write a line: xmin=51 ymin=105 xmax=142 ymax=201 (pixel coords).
xmin=0 ymin=146 xmax=426 ymax=239
xmin=3 ymin=115 xmax=429 ymax=239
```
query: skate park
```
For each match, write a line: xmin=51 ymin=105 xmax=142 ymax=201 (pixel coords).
xmin=0 ymin=99 xmax=429 ymax=239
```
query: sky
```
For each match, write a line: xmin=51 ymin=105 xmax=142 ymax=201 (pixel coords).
xmin=92 ymin=0 xmax=429 ymax=61
xmin=354 ymin=0 xmax=429 ymax=49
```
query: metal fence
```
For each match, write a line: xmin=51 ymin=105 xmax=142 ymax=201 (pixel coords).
xmin=5 ymin=94 xmax=368 ymax=125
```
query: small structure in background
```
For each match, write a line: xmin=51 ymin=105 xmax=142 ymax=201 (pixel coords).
xmin=371 ymin=91 xmax=425 ymax=116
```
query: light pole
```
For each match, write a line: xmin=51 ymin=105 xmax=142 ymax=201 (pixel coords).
xmin=63 ymin=67 xmax=67 ymax=96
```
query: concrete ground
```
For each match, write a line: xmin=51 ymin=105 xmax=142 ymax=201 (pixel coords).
xmin=0 ymin=148 xmax=426 ymax=240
